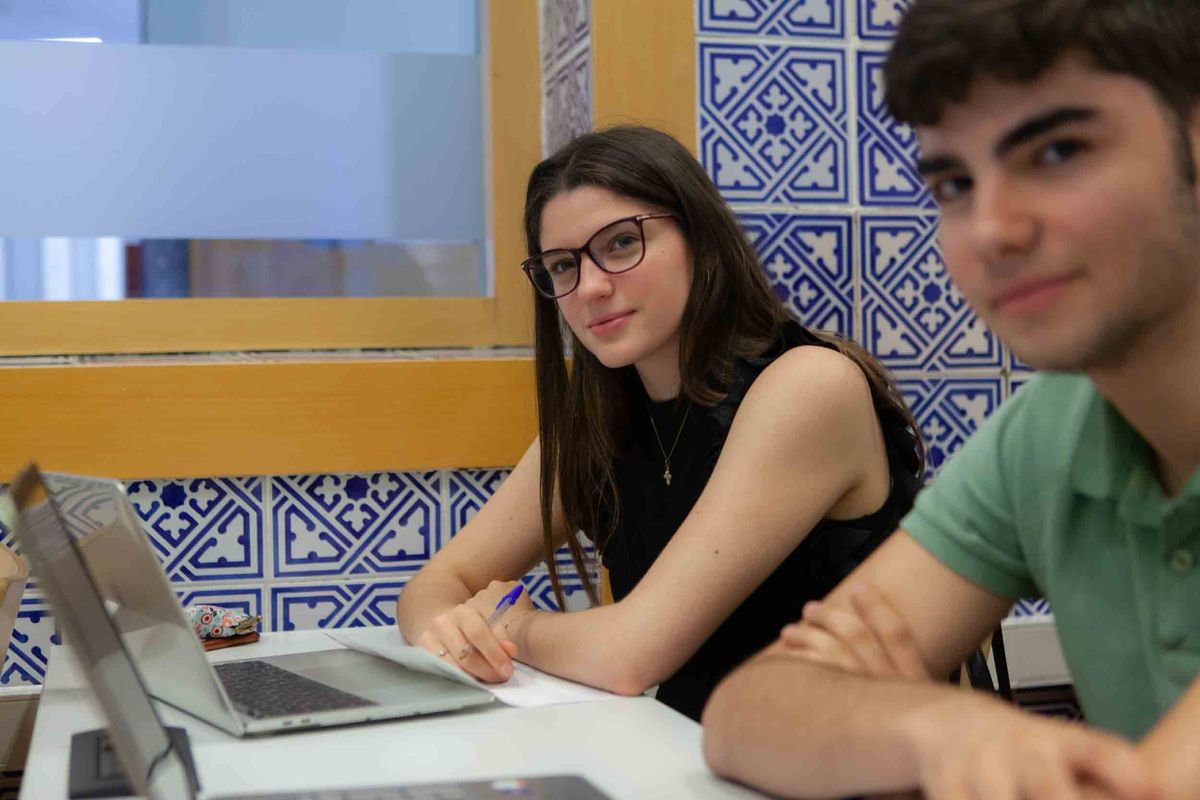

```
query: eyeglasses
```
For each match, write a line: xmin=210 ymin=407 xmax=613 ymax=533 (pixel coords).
xmin=521 ymin=212 xmax=678 ymax=299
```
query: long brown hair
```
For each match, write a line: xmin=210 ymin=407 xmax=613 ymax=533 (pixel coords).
xmin=523 ymin=126 xmax=924 ymax=609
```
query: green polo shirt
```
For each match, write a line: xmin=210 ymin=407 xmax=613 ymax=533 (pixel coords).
xmin=902 ymin=372 xmax=1200 ymax=740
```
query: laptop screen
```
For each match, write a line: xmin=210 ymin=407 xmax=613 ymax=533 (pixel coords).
xmin=20 ymin=469 xmax=246 ymax=736
xmin=8 ymin=464 xmax=196 ymax=800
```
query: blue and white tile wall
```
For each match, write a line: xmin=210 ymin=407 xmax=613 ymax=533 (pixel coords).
xmin=697 ymin=0 xmax=1042 ymax=619
xmin=697 ymin=0 xmax=1016 ymax=480
xmin=541 ymin=0 xmax=592 ymax=156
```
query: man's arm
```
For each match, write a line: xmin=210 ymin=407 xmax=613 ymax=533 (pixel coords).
xmin=1138 ymin=677 xmax=1200 ymax=799
xmin=702 ymin=531 xmax=1154 ymax=800
xmin=702 ymin=530 xmax=1007 ymax=796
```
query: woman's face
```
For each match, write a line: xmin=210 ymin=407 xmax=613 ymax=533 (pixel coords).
xmin=537 ymin=186 xmax=693 ymax=381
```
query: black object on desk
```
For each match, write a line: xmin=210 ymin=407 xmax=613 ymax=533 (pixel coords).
xmin=68 ymin=726 xmax=201 ymax=799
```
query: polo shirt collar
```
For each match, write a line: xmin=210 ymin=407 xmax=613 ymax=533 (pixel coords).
xmin=1070 ymin=388 xmax=1142 ymax=501
xmin=1070 ymin=385 xmax=1200 ymax=525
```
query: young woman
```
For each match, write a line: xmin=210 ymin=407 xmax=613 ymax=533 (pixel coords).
xmin=396 ymin=126 xmax=924 ymax=721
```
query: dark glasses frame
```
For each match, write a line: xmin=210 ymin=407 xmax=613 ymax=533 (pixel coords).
xmin=520 ymin=212 xmax=678 ymax=299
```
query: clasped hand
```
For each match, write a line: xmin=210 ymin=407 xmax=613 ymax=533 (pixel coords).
xmin=776 ymin=584 xmax=1160 ymax=800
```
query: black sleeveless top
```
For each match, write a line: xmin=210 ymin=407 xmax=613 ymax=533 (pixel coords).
xmin=589 ymin=321 xmax=923 ymax=721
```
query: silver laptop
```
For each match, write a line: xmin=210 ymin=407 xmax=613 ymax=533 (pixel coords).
xmin=6 ymin=464 xmax=494 ymax=737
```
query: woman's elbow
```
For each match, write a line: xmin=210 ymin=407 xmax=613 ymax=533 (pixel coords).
xmin=595 ymin=635 xmax=674 ymax=696
xmin=604 ymin=663 xmax=656 ymax=697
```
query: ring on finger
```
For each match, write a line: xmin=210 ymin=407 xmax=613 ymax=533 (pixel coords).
xmin=436 ymin=647 xmax=448 ymax=658
xmin=457 ymin=644 xmax=472 ymax=660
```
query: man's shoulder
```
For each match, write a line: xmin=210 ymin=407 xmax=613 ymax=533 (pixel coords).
xmin=937 ymin=370 xmax=1098 ymax=492
xmin=900 ymin=372 xmax=1099 ymax=599
xmin=1009 ymin=370 xmax=1096 ymax=403
xmin=991 ymin=371 xmax=1098 ymax=444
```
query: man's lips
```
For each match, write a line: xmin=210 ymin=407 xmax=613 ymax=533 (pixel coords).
xmin=990 ymin=274 xmax=1077 ymax=313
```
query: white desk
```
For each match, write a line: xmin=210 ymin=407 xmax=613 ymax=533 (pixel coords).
xmin=20 ymin=630 xmax=765 ymax=799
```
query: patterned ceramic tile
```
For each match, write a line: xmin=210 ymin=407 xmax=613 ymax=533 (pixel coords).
xmin=448 ymin=470 xmax=597 ymax=568
xmin=1009 ymin=369 xmax=1034 ymax=395
xmin=448 ymin=469 xmax=512 ymax=536
xmin=273 ymin=472 xmax=441 ymax=579
xmin=543 ymin=45 xmax=592 ymax=156
xmin=126 ymin=477 xmax=264 ymax=582
xmin=856 ymin=50 xmax=934 ymax=209
xmin=898 ymin=377 xmax=1004 ymax=478
xmin=176 ymin=586 xmax=264 ymax=631
xmin=271 ymin=580 xmax=408 ymax=631
xmin=740 ymin=211 xmax=853 ymax=338
xmin=699 ymin=41 xmax=848 ymax=204
xmin=541 ymin=0 xmax=589 ymax=71
xmin=1008 ymin=348 xmax=1034 ymax=378
xmin=1 ymin=594 xmax=58 ymax=686
xmin=42 ymin=473 xmax=121 ymax=540
xmin=522 ymin=568 xmax=595 ymax=612
xmin=1010 ymin=598 xmax=1053 ymax=618
xmin=554 ymin=538 xmax=599 ymax=572
xmin=857 ymin=0 xmax=912 ymax=40
xmin=698 ymin=0 xmax=844 ymax=39
xmin=860 ymin=215 xmax=1003 ymax=372
xmin=1 ymin=481 xmax=38 ymax=591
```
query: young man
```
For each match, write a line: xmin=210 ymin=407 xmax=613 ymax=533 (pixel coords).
xmin=702 ymin=1 xmax=1200 ymax=798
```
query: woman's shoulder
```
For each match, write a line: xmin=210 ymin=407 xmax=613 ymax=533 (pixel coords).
xmin=727 ymin=341 xmax=877 ymax=451
xmin=751 ymin=340 xmax=872 ymax=409
xmin=712 ymin=323 xmax=868 ymax=424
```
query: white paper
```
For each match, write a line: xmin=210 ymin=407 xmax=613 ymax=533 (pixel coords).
xmin=325 ymin=626 xmax=621 ymax=708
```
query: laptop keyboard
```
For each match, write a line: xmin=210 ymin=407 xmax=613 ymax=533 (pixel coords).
xmin=219 ymin=790 xmax=474 ymax=799
xmin=213 ymin=659 xmax=375 ymax=719
xmin=216 ymin=777 xmax=610 ymax=799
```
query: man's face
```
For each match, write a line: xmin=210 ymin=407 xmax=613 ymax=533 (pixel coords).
xmin=916 ymin=56 xmax=1200 ymax=372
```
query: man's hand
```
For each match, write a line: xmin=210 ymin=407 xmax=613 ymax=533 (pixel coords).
xmin=904 ymin=696 xmax=1159 ymax=800
xmin=775 ymin=584 xmax=1164 ymax=800
xmin=778 ymin=583 xmax=931 ymax=681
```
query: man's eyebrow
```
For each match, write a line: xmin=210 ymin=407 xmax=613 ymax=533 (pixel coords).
xmin=915 ymin=154 xmax=963 ymax=177
xmin=994 ymin=106 xmax=1097 ymax=159
xmin=916 ymin=106 xmax=1098 ymax=177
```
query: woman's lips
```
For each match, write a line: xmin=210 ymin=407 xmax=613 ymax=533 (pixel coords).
xmin=587 ymin=310 xmax=634 ymax=335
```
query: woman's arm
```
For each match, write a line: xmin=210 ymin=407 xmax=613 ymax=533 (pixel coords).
xmin=395 ymin=438 xmax=560 ymax=681
xmin=504 ymin=345 xmax=896 ymax=694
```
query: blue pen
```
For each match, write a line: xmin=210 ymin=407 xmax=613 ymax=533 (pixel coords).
xmin=456 ymin=584 xmax=525 ymax=661
xmin=485 ymin=583 xmax=525 ymax=627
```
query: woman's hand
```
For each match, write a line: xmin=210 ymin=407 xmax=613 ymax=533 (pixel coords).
xmin=415 ymin=580 xmax=533 ymax=683
xmin=466 ymin=579 xmax=534 ymax=621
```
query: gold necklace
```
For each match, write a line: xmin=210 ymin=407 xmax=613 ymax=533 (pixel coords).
xmin=647 ymin=402 xmax=691 ymax=486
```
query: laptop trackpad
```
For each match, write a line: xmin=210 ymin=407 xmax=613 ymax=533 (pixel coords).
xmin=259 ymin=648 xmax=478 ymax=705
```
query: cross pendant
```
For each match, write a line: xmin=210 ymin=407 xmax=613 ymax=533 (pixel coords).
xmin=663 ymin=468 xmax=672 ymax=486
